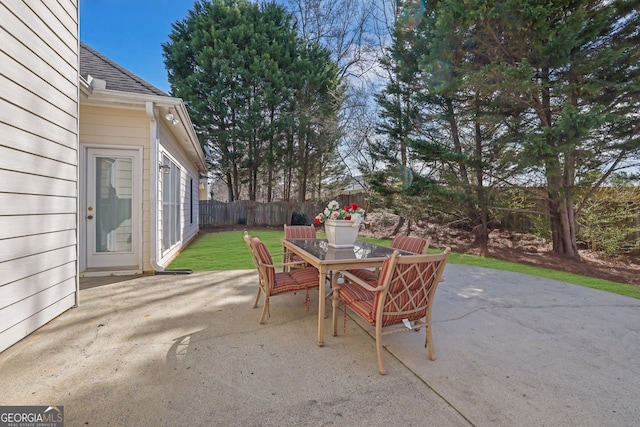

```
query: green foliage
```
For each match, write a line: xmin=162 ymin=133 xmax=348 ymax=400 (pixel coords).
xmin=290 ymin=211 xmax=308 ymax=225
xmin=162 ymin=0 xmax=343 ymax=202
xmin=370 ymin=0 xmax=640 ymax=257
xmin=491 ymin=187 xmax=551 ymax=238
xmin=578 ymin=188 xmax=640 ymax=256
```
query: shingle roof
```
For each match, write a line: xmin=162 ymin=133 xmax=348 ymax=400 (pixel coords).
xmin=80 ymin=42 xmax=168 ymax=97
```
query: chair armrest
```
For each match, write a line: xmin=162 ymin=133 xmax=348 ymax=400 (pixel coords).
xmin=281 ymin=260 xmax=312 ymax=268
xmin=270 ymin=252 xmax=288 ymax=258
xmin=260 ymin=260 xmax=311 ymax=269
xmin=340 ymin=271 xmax=383 ymax=292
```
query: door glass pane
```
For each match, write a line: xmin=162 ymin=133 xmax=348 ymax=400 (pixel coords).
xmin=95 ymin=157 xmax=133 ymax=253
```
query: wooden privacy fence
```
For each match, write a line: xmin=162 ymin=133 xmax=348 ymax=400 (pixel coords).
xmin=199 ymin=194 xmax=368 ymax=228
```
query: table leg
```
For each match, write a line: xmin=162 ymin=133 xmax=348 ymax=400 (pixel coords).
xmin=331 ymin=271 xmax=339 ymax=336
xmin=317 ymin=266 xmax=327 ymax=346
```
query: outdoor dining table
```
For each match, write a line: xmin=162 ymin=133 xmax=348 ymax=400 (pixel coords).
xmin=282 ymin=238 xmax=412 ymax=347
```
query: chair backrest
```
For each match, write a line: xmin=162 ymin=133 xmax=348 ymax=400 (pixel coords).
xmin=251 ymin=237 xmax=276 ymax=290
xmin=374 ymin=248 xmax=450 ymax=327
xmin=391 ymin=235 xmax=431 ymax=254
xmin=284 ymin=224 xmax=317 ymax=239
xmin=244 ymin=233 xmax=261 ymax=269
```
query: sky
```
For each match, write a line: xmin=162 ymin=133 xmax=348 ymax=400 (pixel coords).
xmin=80 ymin=0 xmax=197 ymax=94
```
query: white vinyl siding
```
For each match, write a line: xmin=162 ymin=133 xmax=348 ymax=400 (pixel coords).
xmin=0 ymin=1 xmax=79 ymax=352
xmin=80 ymin=105 xmax=202 ymax=272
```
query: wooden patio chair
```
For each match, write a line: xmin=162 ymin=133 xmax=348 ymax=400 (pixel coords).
xmin=390 ymin=235 xmax=431 ymax=254
xmin=284 ymin=224 xmax=317 ymax=239
xmin=283 ymin=224 xmax=317 ymax=270
xmin=244 ymin=233 xmax=320 ymax=324
xmin=332 ymin=247 xmax=450 ymax=374
xmin=348 ymin=235 xmax=432 ymax=282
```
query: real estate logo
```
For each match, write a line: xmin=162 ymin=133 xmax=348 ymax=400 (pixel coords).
xmin=0 ymin=406 xmax=64 ymax=427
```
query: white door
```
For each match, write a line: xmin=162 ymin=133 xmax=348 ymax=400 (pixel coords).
xmin=85 ymin=148 xmax=141 ymax=268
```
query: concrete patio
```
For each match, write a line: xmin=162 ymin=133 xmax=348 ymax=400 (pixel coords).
xmin=1 ymin=265 xmax=639 ymax=426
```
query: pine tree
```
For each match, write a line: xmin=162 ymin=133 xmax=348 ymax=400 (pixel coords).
xmin=374 ymin=0 xmax=640 ymax=256
xmin=451 ymin=0 xmax=640 ymax=257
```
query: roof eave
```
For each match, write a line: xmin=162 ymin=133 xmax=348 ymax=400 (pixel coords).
xmin=81 ymin=87 xmax=207 ymax=172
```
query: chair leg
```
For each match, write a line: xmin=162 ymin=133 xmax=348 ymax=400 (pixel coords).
xmin=425 ymin=323 xmax=435 ymax=361
xmin=259 ymin=296 xmax=270 ymax=324
xmin=342 ymin=305 xmax=348 ymax=334
xmin=283 ymin=251 xmax=291 ymax=272
xmin=375 ymin=324 xmax=386 ymax=375
xmin=424 ymin=308 xmax=436 ymax=360
xmin=252 ymin=286 xmax=262 ymax=308
xmin=331 ymin=287 xmax=340 ymax=336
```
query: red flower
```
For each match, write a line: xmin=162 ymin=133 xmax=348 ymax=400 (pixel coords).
xmin=344 ymin=215 xmax=351 ymax=220
xmin=350 ymin=203 xmax=359 ymax=211
xmin=314 ymin=217 xmax=322 ymax=225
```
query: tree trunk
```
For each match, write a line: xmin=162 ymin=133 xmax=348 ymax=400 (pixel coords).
xmin=548 ymin=189 xmax=563 ymax=253
xmin=391 ymin=216 xmax=405 ymax=237
xmin=232 ymin=161 xmax=240 ymax=201
xmin=297 ymin=129 xmax=310 ymax=204
xmin=536 ymin=68 xmax=579 ymax=258
xmin=225 ymin=171 xmax=234 ymax=202
xmin=447 ymin=97 xmax=482 ymax=231
xmin=562 ymin=144 xmax=579 ymax=258
xmin=546 ymin=164 xmax=579 ymax=258
xmin=267 ymin=160 xmax=273 ymax=202
xmin=249 ymin=126 xmax=257 ymax=201
xmin=472 ymin=113 xmax=489 ymax=247
xmin=266 ymin=108 xmax=275 ymax=202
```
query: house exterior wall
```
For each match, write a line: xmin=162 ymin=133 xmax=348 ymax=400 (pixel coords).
xmin=80 ymin=104 xmax=201 ymax=271
xmin=157 ymin=122 xmax=201 ymax=266
xmin=0 ymin=0 xmax=79 ymax=352
xmin=79 ymin=104 xmax=152 ymax=271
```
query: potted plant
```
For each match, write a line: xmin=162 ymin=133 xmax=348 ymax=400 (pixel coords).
xmin=314 ymin=200 xmax=365 ymax=248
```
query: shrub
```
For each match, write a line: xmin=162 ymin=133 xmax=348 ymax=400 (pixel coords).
xmin=578 ymin=189 xmax=640 ymax=256
xmin=291 ymin=211 xmax=308 ymax=225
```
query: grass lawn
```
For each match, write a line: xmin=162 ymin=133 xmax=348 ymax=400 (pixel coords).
xmin=167 ymin=228 xmax=640 ymax=299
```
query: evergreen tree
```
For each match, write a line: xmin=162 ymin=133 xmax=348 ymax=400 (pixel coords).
xmin=369 ymin=3 xmax=430 ymax=233
xmin=374 ymin=0 xmax=639 ymax=256
xmin=163 ymin=0 xmax=343 ymax=202
xmin=450 ymin=0 xmax=640 ymax=257
xmin=373 ymin=0 xmax=519 ymax=240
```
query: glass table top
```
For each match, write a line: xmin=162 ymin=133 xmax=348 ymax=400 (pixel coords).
xmin=285 ymin=239 xmax=411 ymax=261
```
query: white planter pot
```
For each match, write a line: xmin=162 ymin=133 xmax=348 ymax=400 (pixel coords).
xmin=325 ymin=219 xmax=359 ymax=248
xmin=326 ymin=247 xmax=356 ymax=260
